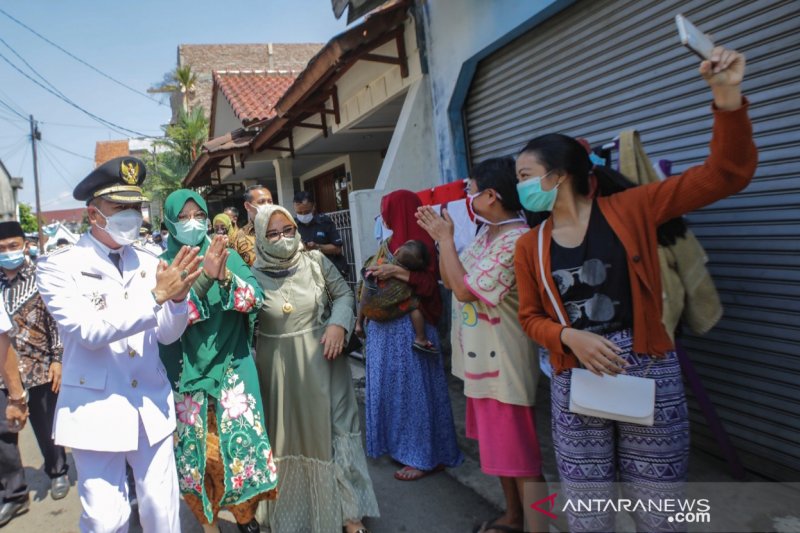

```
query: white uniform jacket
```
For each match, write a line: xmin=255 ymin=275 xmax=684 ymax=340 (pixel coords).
xmin=36 ymin=233 xmax=188 ymax=452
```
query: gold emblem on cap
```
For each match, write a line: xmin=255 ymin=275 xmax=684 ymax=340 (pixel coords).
xmin=120 ymin=161 xmax=140 ymax=185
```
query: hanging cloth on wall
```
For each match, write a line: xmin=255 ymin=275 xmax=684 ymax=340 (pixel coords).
xmin=618 ymin=129 xmax=723 ymax=339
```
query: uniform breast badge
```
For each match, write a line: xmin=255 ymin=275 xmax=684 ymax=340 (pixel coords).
xmin=88 ymin=291 xmax=107 ymax=311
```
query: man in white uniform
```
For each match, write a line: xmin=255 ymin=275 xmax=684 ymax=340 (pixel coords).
xmin=36 ymin=156 xmax=203 ymax=533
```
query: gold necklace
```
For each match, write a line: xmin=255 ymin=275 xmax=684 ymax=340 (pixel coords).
xmin=275 ymin=277 xmax=294 ymax=314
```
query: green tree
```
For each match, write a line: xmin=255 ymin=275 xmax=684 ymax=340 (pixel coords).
xmin=142 ymin=108 xmax=209 ymax=206
xmin=18 ymin=203 xmax=38 ymax=233
xmin=164 ymin=107 xmax=209 ymax=163
xmin=143 ymin=150 xmax=190 ymax=207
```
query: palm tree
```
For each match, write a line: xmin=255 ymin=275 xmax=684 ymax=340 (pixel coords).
xmin=149 ymin=65 xmax=198 ymax=113
xmin=164 ymin=107 xmax=209 ymax=164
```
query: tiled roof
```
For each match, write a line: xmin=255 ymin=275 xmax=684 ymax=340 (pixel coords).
xmin=214 ymin=72 xmax=296 ymax=124
xmin=174 ymin=43 xmax=322 ymax=122
xmin=204 ymin=128 xmax=258 ymax=154
xmin=94 ymin=140 xmax=129 ymax=168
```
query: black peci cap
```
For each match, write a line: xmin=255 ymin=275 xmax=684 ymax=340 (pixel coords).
xmin=0 ymin=221 xmax=25 ymax=240
xmin=73 ymin=156 xmax=149 ymax=204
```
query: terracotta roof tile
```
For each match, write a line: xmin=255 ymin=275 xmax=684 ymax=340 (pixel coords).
xmin=94 ymin=140 xmax=130 ymax=168
xmin=203 ymin=128 xmax=258 ymax=154
xmin=175 ymin=43 xmax=322 ymax=122
xmin=214 ymin=72 xmax=296 ymax=124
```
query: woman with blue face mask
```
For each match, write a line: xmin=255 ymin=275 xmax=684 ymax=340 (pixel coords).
xmin=514 ymin=46 xmax=755 ymax=531
xmin=158 ymin=190 xmax=278 ymax=533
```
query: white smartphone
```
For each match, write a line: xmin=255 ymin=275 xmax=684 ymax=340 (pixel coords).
xmin=675 ymin=14 xmax=715 ymax=60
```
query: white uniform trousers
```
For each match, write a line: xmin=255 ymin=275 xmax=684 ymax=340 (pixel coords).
xmin=71 ymin=420 xmax=180 ymax=533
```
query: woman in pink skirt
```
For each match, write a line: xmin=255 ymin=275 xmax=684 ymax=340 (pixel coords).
xmin=417 ymin=157 xmax=546 ymax=533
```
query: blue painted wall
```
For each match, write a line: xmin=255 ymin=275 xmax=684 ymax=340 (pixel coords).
xmin=421 ymin=0 xmax=574 ymax=183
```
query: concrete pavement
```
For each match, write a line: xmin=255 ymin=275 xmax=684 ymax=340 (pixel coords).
xmin=8 ymin=359 xmax=500 ymax=532
xmin=9 ymin=355 xmax=783 ymax=532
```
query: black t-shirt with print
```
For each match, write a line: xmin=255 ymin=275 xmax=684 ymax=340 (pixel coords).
xmin=550 ymin=201 xmax=633 ymax=335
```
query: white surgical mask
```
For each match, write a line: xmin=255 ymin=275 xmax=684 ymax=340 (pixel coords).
xmin=296 ymin=213 xmax=314 ymax=225
xmin=96 ymin=208 xmax=143 ymax=246
xmin=467 ymin=190 xmax=525 ymax=226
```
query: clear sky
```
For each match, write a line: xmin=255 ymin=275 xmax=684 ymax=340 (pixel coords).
xmin=0 ymin=0 xmax=348 ymax=211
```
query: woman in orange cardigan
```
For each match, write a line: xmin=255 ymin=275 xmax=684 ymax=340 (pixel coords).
xmin=514 ymin=46 xmax=756 ymax=532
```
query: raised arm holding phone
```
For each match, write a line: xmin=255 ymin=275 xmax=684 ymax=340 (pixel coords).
xmin=513 ymin=44 xmax=755 ymax=531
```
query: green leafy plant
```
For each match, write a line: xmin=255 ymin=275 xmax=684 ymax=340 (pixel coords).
xmin=18 ymin=203 xmax=39 ymax=233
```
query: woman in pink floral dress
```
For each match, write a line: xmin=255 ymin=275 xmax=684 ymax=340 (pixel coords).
xmin=159 ymin=190 xmax=278 ymax=533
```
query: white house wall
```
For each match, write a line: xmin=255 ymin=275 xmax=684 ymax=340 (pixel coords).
xmin=422 ymin=0 xmax=562 ymax=182
xmin=212 ymin=87 xmax=246 ymax=138
xmin=297 ymin=155 xmax=350 ymax=184
xmin=0 ymin=164 xmax=16 ymax=221
xmin=334 ymin=19 xmax=422 ymax=133
xmin=290 ymin=14 xmax=423 ymax=154
xmin=349 ymin=152 xmax=383 ymax=190
xmin=373 ymin=76 xmax=436 ymax=193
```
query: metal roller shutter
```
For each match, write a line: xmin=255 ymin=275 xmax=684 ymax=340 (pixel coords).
xmin=465 ymin=0 xmax=800 ymax=481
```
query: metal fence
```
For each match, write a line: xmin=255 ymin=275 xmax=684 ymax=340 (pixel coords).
xmin=327 ymin=208 xmax=357 ymax=292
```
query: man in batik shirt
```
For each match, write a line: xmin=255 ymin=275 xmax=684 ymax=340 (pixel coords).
xmin=0 ymin=221 xmax=69 ymax=525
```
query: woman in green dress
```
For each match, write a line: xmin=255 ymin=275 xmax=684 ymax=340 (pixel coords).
xmin=159 ymin=190 xmax=278 ymax=533
xmin=251 ymin=204 xmax=378 ymax=533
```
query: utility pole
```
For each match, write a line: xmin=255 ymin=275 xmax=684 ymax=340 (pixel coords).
xmin=29 ymin=115 xmax=44 ymax=250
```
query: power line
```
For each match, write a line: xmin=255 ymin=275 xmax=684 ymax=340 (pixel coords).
xmin=40 ymin=121 xmax=125 ymax=131
xmin=0 ymin=114 xmax=27 ymax=132
xmin=38 ymin=144 xmax=79 ymax=189
xmin=0 ymin=94 xmax=26 ymax=120
xmin=41 ymin=142 xmax=80 ymax=179
xmin=15 ymin=143 xmax=29 ymax=175
xmin=0 ymin=136 xmax=25 ymax=150
xmin=0 ymin=136 xmax=27 ymax=159
xmin=0 ymin=87 xmax=27 ymax=117
xmin=42 ymin=140 xmax=94 ymax=162
xmin=0 ymin=7 xmax=167 ymax=107
xmin=0 ymin=48 xmax=148 ymax=138
xmin=0 ymin=36 xmax=66 ymax=98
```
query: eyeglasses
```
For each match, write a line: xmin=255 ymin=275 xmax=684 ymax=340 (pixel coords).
xmin=177 ymin=212 xmax=208 ymax=222
xmin=265 ymin=225 xmax=296 ymax=241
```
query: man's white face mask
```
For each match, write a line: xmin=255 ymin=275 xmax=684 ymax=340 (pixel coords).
xmin=95 ymin=208 xmax=143 ymax=246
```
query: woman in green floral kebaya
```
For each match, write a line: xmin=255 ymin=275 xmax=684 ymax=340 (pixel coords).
xmin=159 ymin=189 xmax=278 ymax=533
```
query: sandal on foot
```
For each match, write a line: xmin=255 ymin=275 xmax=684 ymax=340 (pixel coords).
xmin=393 ymin=464 xmax=444 ymax=481
xmin=412 ymin=340 xmax=439 ymax=354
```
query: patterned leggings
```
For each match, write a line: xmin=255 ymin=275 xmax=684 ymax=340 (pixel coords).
xmin=550 ymin=329 xmax=690 ymax=533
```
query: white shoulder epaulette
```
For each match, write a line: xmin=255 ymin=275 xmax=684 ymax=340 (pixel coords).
xmin=132 ymin=242 xmax=161 ymax=258
xmin=40 ymin=246 xmax=72 ymax=259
